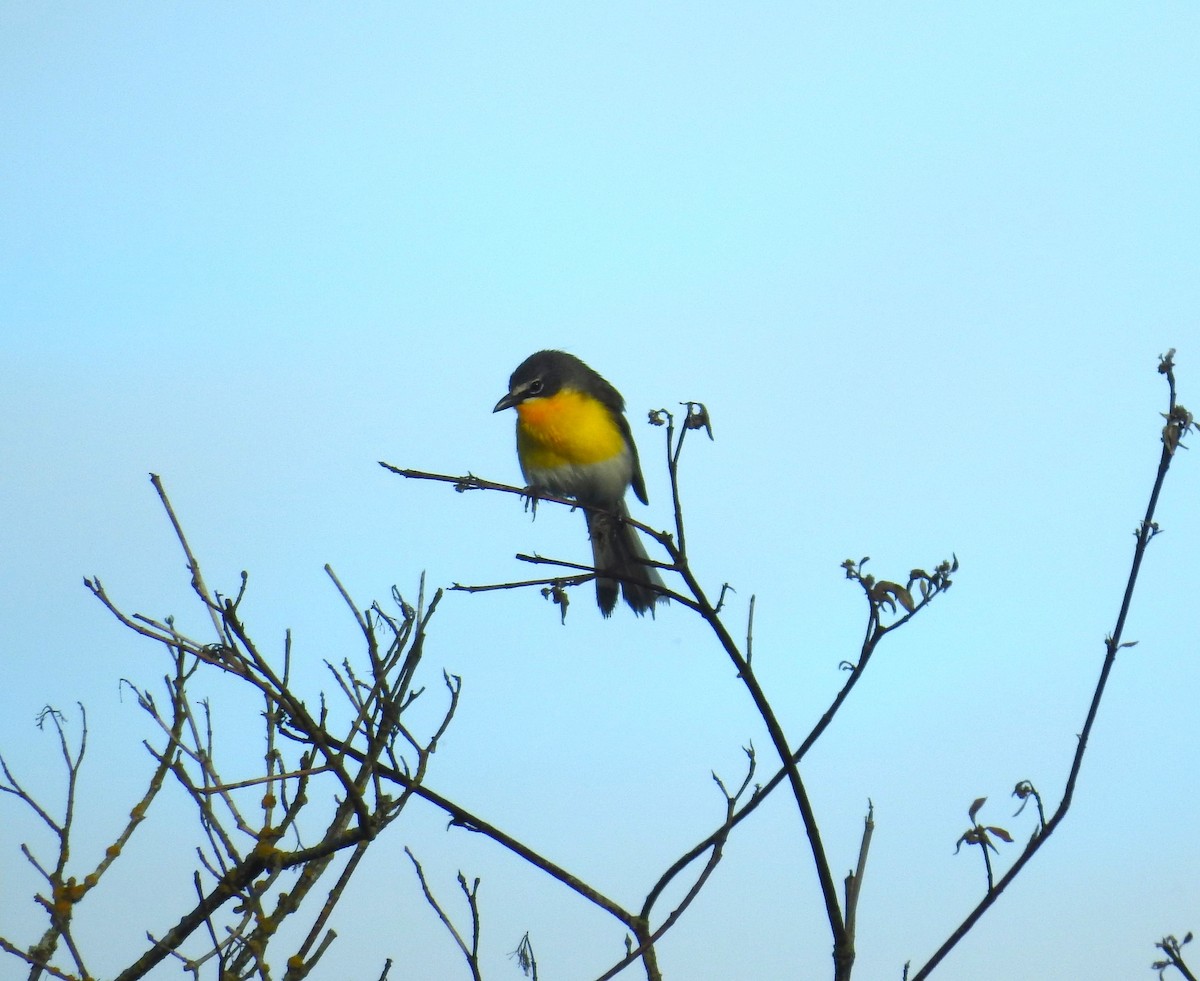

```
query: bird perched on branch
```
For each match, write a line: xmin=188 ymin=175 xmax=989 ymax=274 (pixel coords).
xmin=493 ymin=350 xmax=665 ymax=616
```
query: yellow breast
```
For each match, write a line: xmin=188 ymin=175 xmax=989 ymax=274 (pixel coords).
xmin=515 ymin=388 xmax=627 ymax=469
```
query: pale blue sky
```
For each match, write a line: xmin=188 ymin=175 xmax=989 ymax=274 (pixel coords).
xmin=2 ymin=5 xmax=1198 ymax=980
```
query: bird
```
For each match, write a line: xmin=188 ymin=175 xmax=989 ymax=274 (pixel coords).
xmin=493 ymin=350 xmax=666 ymax=616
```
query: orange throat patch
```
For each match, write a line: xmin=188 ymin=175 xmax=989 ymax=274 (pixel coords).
xmin=515 ymin=388 xmax=627 ymax=469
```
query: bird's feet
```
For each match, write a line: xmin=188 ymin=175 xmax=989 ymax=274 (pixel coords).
xmin=521 ymin=485 xmax=545 ymax=518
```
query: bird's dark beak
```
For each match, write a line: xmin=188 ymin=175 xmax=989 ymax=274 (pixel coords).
xmin=493 ymin=391 xmax=518 ymax=413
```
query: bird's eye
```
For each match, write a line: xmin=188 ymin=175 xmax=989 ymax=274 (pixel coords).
xmin=528 ymin=379 xmax=544 ymax=395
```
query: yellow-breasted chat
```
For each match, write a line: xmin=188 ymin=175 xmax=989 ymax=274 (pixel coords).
xmin=493 ymin=350 xmax=665 ymax=616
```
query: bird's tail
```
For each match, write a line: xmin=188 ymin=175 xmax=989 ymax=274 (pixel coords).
xmin=586 ymin=503 xmax=666 ymax=617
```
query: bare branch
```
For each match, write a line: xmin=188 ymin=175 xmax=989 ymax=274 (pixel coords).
xmin=405 ymin=848 xmax=483 ymax=981
xmin=909 ymin=352 xmax=1191 ymax=979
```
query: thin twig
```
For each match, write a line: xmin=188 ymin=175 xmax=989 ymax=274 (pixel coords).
xmin=405 ymin=848 xmax=483 ymax=981
xmin=910 ymin=353 xmax=1191 ymax=979
xmin=844 ymin=802 xmax=874 ymax=949
xmin=149 ymin=473 xmax=224 ymax=642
